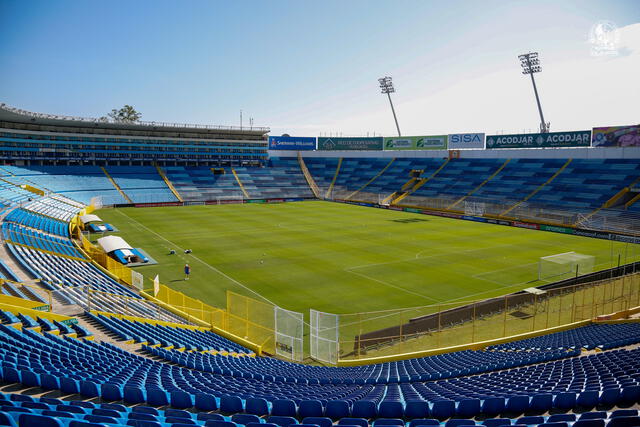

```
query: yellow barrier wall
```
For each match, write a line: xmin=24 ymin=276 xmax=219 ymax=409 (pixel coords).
xmin=0 ymin=302 xmax=76 ymax=325
xmin=0 ymin=294 xmax=48 ymax=311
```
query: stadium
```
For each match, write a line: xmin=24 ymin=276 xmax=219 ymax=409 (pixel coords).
xmin=1 ymin=2 xmax=640 ymax=427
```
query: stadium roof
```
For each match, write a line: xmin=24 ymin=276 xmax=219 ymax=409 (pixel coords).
xmin=0 ymin=102 xmax=269 ymax=137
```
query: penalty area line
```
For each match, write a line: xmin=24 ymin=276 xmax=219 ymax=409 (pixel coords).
xmin=112 ymin=209 xmax=277 ymax=306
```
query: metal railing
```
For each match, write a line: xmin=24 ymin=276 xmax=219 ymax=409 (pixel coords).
xmin=0 ymin=103 xmax=269 ymax=132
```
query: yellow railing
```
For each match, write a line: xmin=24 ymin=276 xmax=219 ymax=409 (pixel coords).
xmin=101 ymin=167 xmax=132 ymax=203
xmin=346 ymin=158 xmax=395 ymax=200
xmin=298 ymin=153 xmax=321 ymax=198
xmin=337 ymin=272 xmax=640 ymax=364
xmin=501 ymin=158 xmax=572 ymax=217
xmin=448 ymin=159 xmax=510 ymax=209
xmin=154 ymin=164 xmax=184 ymax=202
xmin=325 ymin=158 xmax=342 ymax=199
xmin=231 ymin=168 xmax=250 ymax=198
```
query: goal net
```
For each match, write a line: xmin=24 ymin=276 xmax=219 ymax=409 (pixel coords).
xmin=538 ymin=252 xmax=595 ymax=281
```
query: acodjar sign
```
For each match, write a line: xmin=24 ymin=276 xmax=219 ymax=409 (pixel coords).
xmin=486 ymin=130 xmax=592 ymax=149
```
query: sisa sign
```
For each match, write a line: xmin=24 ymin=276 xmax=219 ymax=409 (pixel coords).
xmin=448 ymin=133 xmax=485 ymax=149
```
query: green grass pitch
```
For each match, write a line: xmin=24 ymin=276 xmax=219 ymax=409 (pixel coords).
xmin=95 ymin=201 xmax=640 ymax=315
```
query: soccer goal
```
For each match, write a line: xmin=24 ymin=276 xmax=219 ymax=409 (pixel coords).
xmin=538 ymin=252 xmax=595 ymax=281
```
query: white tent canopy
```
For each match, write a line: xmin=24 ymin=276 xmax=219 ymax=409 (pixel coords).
xmin=97 ymin=235 xmax=133 ymax=253
xmin=79 ymin=214 xmax=102 ymax=224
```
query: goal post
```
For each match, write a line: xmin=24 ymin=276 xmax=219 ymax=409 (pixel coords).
xmin=538 ymin=252 xmax=595 ymax=281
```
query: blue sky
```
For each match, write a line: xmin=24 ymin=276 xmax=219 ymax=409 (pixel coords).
xmin=1 ymin=0 xmax=638 ymax=136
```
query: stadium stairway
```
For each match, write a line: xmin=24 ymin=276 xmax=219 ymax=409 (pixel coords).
xmin=392 ymin=159 xmax=449 ymax=205
xmin=346 ymin=158 xmax=396 ymax=200
xmin=500 ymin=159 xmax=572 ymax=217
xmin=326 ymin=158 xmax=343 ymax=198
xmin=100 ymin=167 xmax=133 ymax=204
xmin=155 ymin=163 xmax=184 ymax=202
xmin=231 ymin=168 xmax=250 ymax=198
xmin=77 ymin=311 xmax=154 ymax=355
xmin=297 ymin=153 xmax=321 ymax=198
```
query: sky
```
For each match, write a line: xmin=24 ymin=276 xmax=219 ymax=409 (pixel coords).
xmin=0 ymin=0 xmax=638 ymax=137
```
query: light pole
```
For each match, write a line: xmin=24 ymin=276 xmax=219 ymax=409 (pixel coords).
xmin=518 ymin=52 xmax=550 ymax=133
xmin=378 ymin=76 xmax=402 ymax=137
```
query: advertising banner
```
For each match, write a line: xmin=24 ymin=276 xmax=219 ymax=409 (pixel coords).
xmin=317 ymin=137 xmax=383 ymax=151
xmin=592 ymin=125 xmax=640 ymax=147
xmin=131 ymin=271 xmax=144 ymax=291
xmin=448 ymin=133 xmax=485 ymax=149
xmin=384 ymin=135 xmax=447 ymax=150
xmin=268 ymin=136 xmax=316 ymax=150
xmin=486 ymin=130 xmax=591 ymax=149
xmin=384 ymin=135 xmax=448 ymax=150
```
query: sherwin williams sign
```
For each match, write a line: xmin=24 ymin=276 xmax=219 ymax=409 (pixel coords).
xmin=592 ymin=125 xmax=640 ymax=147
xmin=485 ymin=130 xmax=591 ymax=149
xmin=383 ymin=135 xmax=448 ymax=150
xmin=448 ymin=133 xmax=485 ymax=149
xmin=317 ymin=137 xmax=383 ymax=151
xmin=268 ymin=136 xmax=316 ymax=150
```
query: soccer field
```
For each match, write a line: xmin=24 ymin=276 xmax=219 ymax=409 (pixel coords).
xmin=96 ymin=201 xmax=640 ymax=315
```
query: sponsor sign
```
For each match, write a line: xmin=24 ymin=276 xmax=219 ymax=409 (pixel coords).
xmin=131 ymin=271 xmax=144 ymax=291
xmin=384 ymin=135 xmax=448 ymax=150
xmin=135 ymin=202 xmax=182 ymax=207
xmin=268 ymin=136 xmax=316 ymax=150
xmin=317 ymin=137 xmax=383 ymax=151
xmin=592 ymin=124 xmax=640 ymax=147
xmin=486 ymin=130 xmax=591 ymax=149
xmin=540 ymin=225 xmax=575 ymax=235
xmin=513 ymin=221 xmax=540 ymax=230
xmin=448 ymin=133 xmax=485 ymax=149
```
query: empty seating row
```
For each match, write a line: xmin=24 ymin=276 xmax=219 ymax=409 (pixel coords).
xmin=7 ymin=244 xmax=185 ymax=323
xmin=0 ymin=310 xmax=91 ymax=338
xmin=2 ymin=222 xmax=82 ymax=258
xmin=88 ymin=312 xmax=249 ymax=353
xmin=3 ymin=208 xmax=69 ymax=237
xmin=488 ymin=323 xmax=640 ymax=351
xmin=146 ymin=346 xmax=576 ymax=385
xmin=2 ymin=323 xmax=640 ymax=421
xmin=23 ymin=197 xmax=82 ymax=222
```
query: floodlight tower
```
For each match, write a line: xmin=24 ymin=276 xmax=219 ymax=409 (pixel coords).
xmin=378 ymin=76 xmax=402 ymax=137
xmin=518 ymin=52 xmax=550 ymax=133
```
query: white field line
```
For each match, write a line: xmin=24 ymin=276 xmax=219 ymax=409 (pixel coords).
xmin=346 ymin=269 xmax=441 ymax=304
xmin=113 ymin=209 xmax=277 ymax=306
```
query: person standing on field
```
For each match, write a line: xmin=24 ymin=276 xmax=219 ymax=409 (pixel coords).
xmin=184 ymin=263 xmax=191 ymax=281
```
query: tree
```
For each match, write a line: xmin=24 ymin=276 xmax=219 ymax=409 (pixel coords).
xmin=107 ymin=105 xmax=142 ymax=123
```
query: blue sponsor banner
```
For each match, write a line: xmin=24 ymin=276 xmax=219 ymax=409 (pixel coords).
xmin=486 ymin=131 xmax=591 ymax=149
xmin=448 ymin=133 xmax=485 ymax=149
xmin=268 ymin=136 xmax=316 ymax=150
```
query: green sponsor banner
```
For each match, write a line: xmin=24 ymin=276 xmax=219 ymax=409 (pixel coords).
xmin=247 ymin=199 xmax=266 ymax=203
xmin=317 ymin=137 xmax=383 ymax=151
xmin=486 ymin=130 xmax=591 ymax=149
xmin=404 ymin=208 xmax=421 ymax=213
xmin=384 ymin=135 xmax=448 ymax=150
xmin=540 ymin=224 xmax=575 ymax=234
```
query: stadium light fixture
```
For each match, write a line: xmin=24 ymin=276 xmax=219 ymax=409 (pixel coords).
xmin=378 ymin=76 xmax=402 ymax=137
xmin=518 ymin=52 xmax=550 ymax=133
